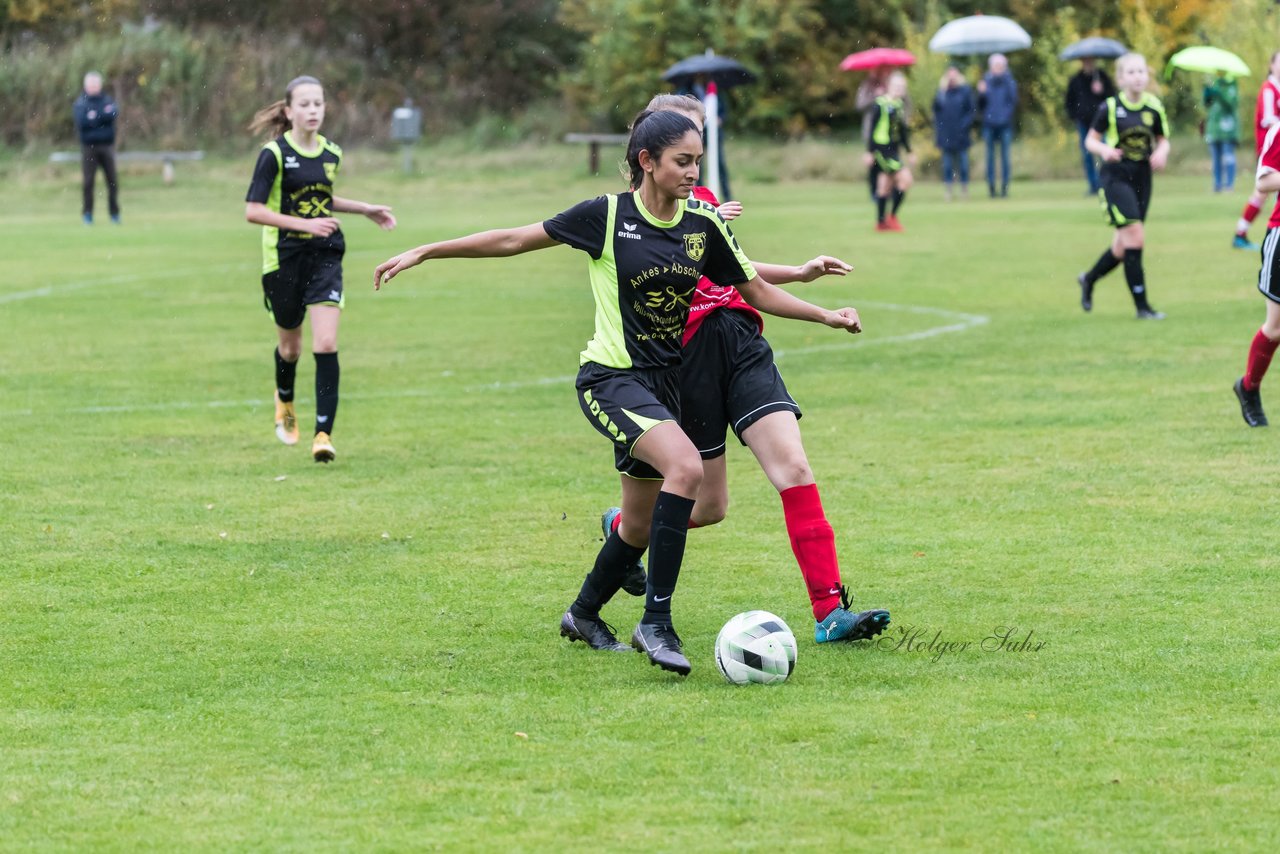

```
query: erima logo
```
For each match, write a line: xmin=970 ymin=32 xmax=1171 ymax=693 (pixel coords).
xmin=1116 ymin=107 xmax=1128 ymax=118
xmin=328 ymin=290 xmax=341 ymax=301
xmin=284 ymin=155 xmax=300 ymax=168
xmin=617 ymin=221 xmax=642 ymax=240
xmin=317 ymin=415 xmax=330 ymax=423
xmin=624 ymin=222 xmax=637 ymax=231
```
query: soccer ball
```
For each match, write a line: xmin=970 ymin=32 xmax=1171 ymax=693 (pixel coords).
xmin=714 ymin=610 xmax=797 ymax=685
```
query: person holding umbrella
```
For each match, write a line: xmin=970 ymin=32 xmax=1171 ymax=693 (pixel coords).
xmin=1065 ymin=58 xmax=1115 ymax=195
xmin=1204 ymin=71 xmax=1241 ymax=193
xmin=934 ymin=65 xmax=976 ymax=200
xmin=1075 ymin=53 xmax=1169 ymax=320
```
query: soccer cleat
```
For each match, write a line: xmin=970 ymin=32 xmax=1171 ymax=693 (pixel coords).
xmin=601 ymin=507 xmax=646 ymax=596
xmin=815 ymin=586 xmax=890 ymax=643
xmin=875 ymin=221 xmax=893 ymax=232
xmin=1233 ymin=234 xmax=1259 ymax=251
xmin=311 ymin=431 xmax=336 ymax=463
xmin=1077 ymin=272 xmax=1093 ymax=312
xmin=110 ymin=214 xmax=121 ymax=225
xmin=631 ymin=622 xmax=691 ymax=675
xmin=1135 ymin=308 xmax=1166 ymax=320
xmin=886 ymin=214 xmax=904 ymax=232
xmin=560 ymin=610 xmax=632 ymax=652
xmin=274 ymin=392 xmax=299 ymax=446
xmin=82 ymin=213 xmax=93 ymax=225
xmin=1233 ymin=377 xmax=1269 ymax=427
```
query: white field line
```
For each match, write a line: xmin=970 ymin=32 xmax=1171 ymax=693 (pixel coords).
xmin=4 ymin=301 xmax=987 ymax=416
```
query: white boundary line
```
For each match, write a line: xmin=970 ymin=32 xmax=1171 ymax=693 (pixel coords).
xmin=5 ymin=301 xmax=987 ymax=417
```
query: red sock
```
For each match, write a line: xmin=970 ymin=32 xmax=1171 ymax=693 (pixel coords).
xmin=1240 ymin=203 xmax=1262 ymax=236
xmin=1245 ymin=329 xmax=1280 ymax=391
xmin=780 ymin=484 xmax=843 ymax=620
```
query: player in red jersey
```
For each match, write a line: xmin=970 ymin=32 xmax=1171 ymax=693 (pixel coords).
xmin=1233 ymin=52 xmax=1280 ymax=250
xmin=605 ymin=94 xmax=891 ymax=645
xmin=1232 ymin=122 xmax=1280 ymax=427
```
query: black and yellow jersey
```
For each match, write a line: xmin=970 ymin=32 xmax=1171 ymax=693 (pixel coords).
xmin=245 ymin=131 xmax=344 ymax=273
xmin=1092 ymin=92 xmax=1167 ymax=167
xmin=869 ymin=95 xmax=910 ymax=151
xmin=544 ymin=192 xmax=756 ymax=371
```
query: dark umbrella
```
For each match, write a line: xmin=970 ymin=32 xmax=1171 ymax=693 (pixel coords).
xmin=662 ymin=51 xmax=757 ymax=90
xmin=1059 ymin=37 xmax=1127 ymax=61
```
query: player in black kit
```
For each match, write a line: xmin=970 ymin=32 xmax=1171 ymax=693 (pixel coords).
xmin=374 ymin=110 xmax=863 ymax=676
xmin=245 ymin=75 xmax=396 ymax=462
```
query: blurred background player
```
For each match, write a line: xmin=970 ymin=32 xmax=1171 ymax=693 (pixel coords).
xmin=1076 ymin=53 xmax=1170 ymax=320
xmin=1232 ymin=120 xmax=1280 ymax=427
xmin=864 ymin=72 xmax=915 ymax=232
xmin=245 ymin=75 xmax=396 ymax=462
xmin=1233 ymin=51 xmax=1280 ymax=250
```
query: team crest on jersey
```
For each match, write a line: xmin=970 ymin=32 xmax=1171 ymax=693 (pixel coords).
xmin=684 ymin=232 xmax=706 ymax=261
xmin=324 ymin=162 xmax=337 ymax=181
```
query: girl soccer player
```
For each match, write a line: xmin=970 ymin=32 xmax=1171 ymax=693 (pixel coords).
xmin=1232 ymin=121 xmax=1280 ymax=427
xmin=864 ymin=72 xmax=915 ymax=232
xmin=374 ymin=110 xmax=863 ymax=675
xmin=1076 ymin=54 xmax=1169 ymax=320
xmin=245 ymin=75 xmax=396 ymax=462
xmin=605 ymin=94 xmax=890 ymax=645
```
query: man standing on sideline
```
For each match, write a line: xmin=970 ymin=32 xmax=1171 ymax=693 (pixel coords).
xmin=73 ymin=71 xmax=120 ymax=225
xmin=977 ymin=54 xmax=1017 ymax=197
xmin=1065 ymin=58 xmax=1114 ymax=195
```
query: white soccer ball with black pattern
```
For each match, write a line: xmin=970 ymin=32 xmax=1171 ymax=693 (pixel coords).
xmin=714 ymin=610 xmax=797 ymax=685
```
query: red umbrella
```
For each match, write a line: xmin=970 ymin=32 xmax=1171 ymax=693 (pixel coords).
xmin=839 ymin=48 xmax=916 ymax=71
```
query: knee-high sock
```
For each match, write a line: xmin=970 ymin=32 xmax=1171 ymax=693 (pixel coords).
xmin=781 ymin=484 xmax=843 ymax=620
xmin=571 ymin=531 xmax=646 ymax=618
xmin=1244 ymin=329 xmax=1280 ymax=391
xmin=314 ymin=351 xmax=339 ymax=434
xmin=891 ymin=188 xmax=905 ymax=215
xmin=1122 ymin=248 xmax=1150 ymax=310
xmin=1085 ymin=248 xmax=1121 ymax=285
xmin=875 ymin=195 xmax=888 ymax=223
xmin=1238 ymin=202 xmax=1261 ymax=236
xmin=642 ymin=492 xmax=696 ymax=625
xmin=275 ymin=348 xmax=297 ymax=403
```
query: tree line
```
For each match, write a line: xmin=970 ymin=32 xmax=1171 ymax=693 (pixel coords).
xmin=0 ymin=0 xmax=1271 ymax=149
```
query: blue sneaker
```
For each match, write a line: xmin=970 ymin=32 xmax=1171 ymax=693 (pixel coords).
xmin=82 ymin=213 xmax=93 ymax=225
xmin=815 ymin=586 xmax=890 ymax=643
xmin=601 ymin=507 xmax=646 ymax=596
xmin=1233 ymin=234 xmax=1259 ymax=251
xmin=110 ymin=214 xmax=121 ymax=224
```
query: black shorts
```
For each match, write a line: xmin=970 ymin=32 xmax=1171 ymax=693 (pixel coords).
xmin=1258 ymin=227 xmax=1280 ymax=305
xmin=1099 ymin=165 xmax=1152 ymax=227
xmin=871 ymin=144 xmax=903 ymax=173
xmin=576 ymin=361 xmax=681 ymax=480
xmin=680 ymin=309 xmax=800 ymax=459
xmin=261 ymin=247 xmax=345 ymax=329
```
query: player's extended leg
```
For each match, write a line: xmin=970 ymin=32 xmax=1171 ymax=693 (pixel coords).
xmin=874 ymin=170 xmax=893 ymax=229
xmin=1235 ymin=288 xmax=1280 ymax=427
xmin=309 ymin=305 xmax=340 ymax=462
xmin=273 ymin=324 xmax=302 ymax=446
xmin=1235 ymin=189 xmax=1265 ymax=249
xmin=741 ymin=411 xmax=890 ymax=643
xmin=888 ymin=167 xmax=912 ymax=230
xmin=1114 ymin=222 xmax=1161 ymax=319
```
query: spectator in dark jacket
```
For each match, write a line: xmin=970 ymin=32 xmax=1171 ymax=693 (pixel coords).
xmin=1065 ymin=58 xmax=1115 ymax=194
xmin=73 ymin=71 xmax=120 ymax=224
xmin=933 ymin=66 xmax=976 ymax=200
xmin=977 ymin=54 xmax=1017 ymax=197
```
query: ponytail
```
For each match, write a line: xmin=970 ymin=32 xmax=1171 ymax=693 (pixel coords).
xmin=248 ymin=75 xmax=323 ymax=138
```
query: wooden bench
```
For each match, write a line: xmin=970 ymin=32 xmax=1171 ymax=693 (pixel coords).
xmin=563 ymin=133 xmax=629 ymax=175
xmin=49 ymin=150 xmax=204 ymax=184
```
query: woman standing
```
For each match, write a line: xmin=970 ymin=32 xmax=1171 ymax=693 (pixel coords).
xmin=933 ymin=66 xmax=976 ymax=201
xmin=374 ymin=110 xmax=862 ymax=675
xmin=1203 ymin=72 xmax=1240 ymax=193
xmin=1076 ymin=54 xmax=1170 ymax=320
xmin=245 ymin=75 xmax=396 ymax=462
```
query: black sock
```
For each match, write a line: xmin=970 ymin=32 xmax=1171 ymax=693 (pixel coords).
xmin=642 ymin=491 xmax=696 ymax=625
xmin=891 ymin=188 xmax=905 ymax=215
xmin=1123 ymin=248 xmax=1150 ymax=309
xmin=274 ymin=348 xmax=297 ymax=403
xmin=1085 ymin=248 xmax=1121 ymax=285
xmin=314 ymin=351 xmax=339 ymax=434
xmin=571 ymin=531 xmax=646 ymax=618
xmin=876 ymin=195 xmax=888 ymax=223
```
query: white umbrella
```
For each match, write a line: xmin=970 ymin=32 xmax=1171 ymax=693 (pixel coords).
xmin=929 ymin=15 xmax=1032 ymax=55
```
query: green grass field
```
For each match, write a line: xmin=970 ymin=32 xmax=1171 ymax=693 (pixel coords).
xmin=3 ymin=147 xmax=1278 ymax=851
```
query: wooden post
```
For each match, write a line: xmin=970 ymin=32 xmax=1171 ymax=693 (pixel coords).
xmin=589 ymin=141 xmax=601 ymax=176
